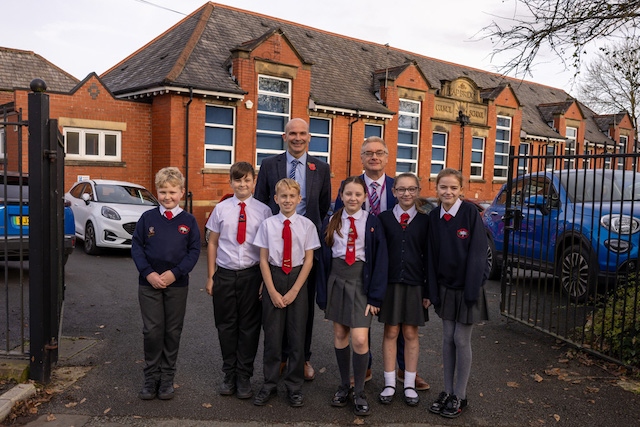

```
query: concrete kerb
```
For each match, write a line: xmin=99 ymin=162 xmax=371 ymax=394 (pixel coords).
xmin=0 ymin=383 xmax=36 ymax=422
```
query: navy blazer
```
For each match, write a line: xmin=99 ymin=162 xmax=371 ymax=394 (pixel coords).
xmin=254 ymin=152 xmax=331 ymax=230
xmin=316 ymin=213 xmax=388 ymax=310
xmin=333 ymin=174 xmax=397 ymax=213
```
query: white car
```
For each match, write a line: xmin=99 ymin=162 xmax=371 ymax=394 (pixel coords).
xmin=65 ymin=179 xmax=158 ymax=254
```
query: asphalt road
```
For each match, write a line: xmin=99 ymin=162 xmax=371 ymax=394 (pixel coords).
xmin=10 ymin=248 xmax=640 ymax=426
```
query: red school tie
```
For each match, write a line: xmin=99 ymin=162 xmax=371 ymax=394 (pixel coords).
xmin=282 ymin=219 xmax=292 ymax=274
xmin=400 ymin=213 xmax=410 ymax=229
xmin=237 ymin=202 xmax=246 ymax=244
xmin=443 ymin=213 xmax=452 ymax=221
xmin=164 ymin=210 xmax=173 ymax=220
xmin=345 ymin=216 xmax=357 ymax=265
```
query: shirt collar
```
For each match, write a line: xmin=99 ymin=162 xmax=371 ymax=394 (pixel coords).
xmin=341 ymin=208 xmax=365 ymax=221
xmin=277 ymin=211 xmax=299 ymax=223
xmin=286 ymin=151 xmax=307 ymax=165
xmin=394 ymin=204 xmax=417 ymax=217
xmin=440 ymin=198 xmax=462 ymax=218
xmin=363 ymin=173 xmax=386 ymax=187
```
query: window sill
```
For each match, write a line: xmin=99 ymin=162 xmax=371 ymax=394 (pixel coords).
xmin=65 ymin=159 xmax=126 ymax=167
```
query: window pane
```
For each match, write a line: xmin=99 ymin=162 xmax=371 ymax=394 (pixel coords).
xmin=256 ymin=133 xmax=284 ymax=150
xmin=432 ymin=133 xmax=446 ymax=146
xmin=471 ymin=151 xmax=483 ymax=163
xmin=310 ymin=136 xmax=329 ymax=152
xmin=205 ymin=127 xmax=233 ymax=146
xmin=309 ymin=118 xmax=329 ymax=134
xmin=105 ymin=134 xmax=117 ymax=156
xmin=257 ymin=114 xmax=286 ymax=132
xmin=399 ymin=100 xmax=420 ymax=114
xmin=432 ymin=148 xmax=445 ymax=161
xmin=496 ymin=129 xmax=510 ymax=141
xmin=398 ymin=115 xmax=418 ymax=130
xmin=206 ymin=150 xmax=232 ymax=164
xmin=471 ymin=166 xmax=481 ymax=176
xmin=364 ymin=124 xmax=382 ymax=138
xmin=66 ymin=131 xmax=80 ymax=154
xmin=398 ymin=130 xmax=417 ymax=145
xmin=494 ymin=155 xmax=508 ymax=166
xmin=496 ymin=142 xmax=509 ymax=153
xmin=397 ymin=146 xmax=416 ymax=159
xmin=256 ymin=152 xmax=272 ymax=166
xmin=258 ymin=94 xmax=289 ymax=113
xmin=431 ymin=164 xmax=443 ymax=174
xmin=497 ymin=116 xmax=511 ymax=128
xmin=396 ymin=162 xmax=414 ymax=173
xmin=258 ymin=76 xmax=289 ymax=93
xmin=85 ymin=133 xmax=99 ymax=155
xmin=206 ymin=106 xmax=233 ymax=125
xmin=472 ymin=137 xmax=483 ymax=150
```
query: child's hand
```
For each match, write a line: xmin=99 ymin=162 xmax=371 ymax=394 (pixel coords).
xmin=205 ymin=278 xmax=214 ymax=296
xmin=258 ymin=283 xmax=264 ymax=301
xmin=422 ymin=298 xmax=431 ymax=309
xmin=146 ymin=272 xmax=168 ymax=289
xmin=365 ymin=304 xmax=379 ymax=316
xmin=269 ymin=289 xmax=286 ymax=309
xmin=282 ymin=287 xmax=299 ymax=306
xmin=160 ymin=270 xmax=176 ymax=286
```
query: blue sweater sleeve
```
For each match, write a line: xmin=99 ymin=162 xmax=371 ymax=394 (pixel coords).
xmin=363 ymin=215 xmax=388 ymax=307
xmin=171 ymin=214 xmax=201 ymax=280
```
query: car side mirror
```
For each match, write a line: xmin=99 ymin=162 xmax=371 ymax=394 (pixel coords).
xmin=82 ymin=193 xmax=91 ymax=205
xmin=524 ymin=195 xmax=549 ymax=215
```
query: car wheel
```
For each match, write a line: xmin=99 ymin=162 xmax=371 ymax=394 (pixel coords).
xmin=487 ymin=237 xmax=500 ymax=280
xmin=558 ymin=244 xmax=595 ymax=302
xmin=84 ymin=222 xmax=100 ymax=255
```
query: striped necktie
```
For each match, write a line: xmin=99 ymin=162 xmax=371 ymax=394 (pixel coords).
xmin=289 ymin=159 xmax=299 ymax=180
xmin=370 ymin=182 xmax=380 ymax=216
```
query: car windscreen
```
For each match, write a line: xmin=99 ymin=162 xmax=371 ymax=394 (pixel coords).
xmin=560 ymin=171 xmax=623 ymax=203
xmin=95 ymin=184 xmax=158 ymax=206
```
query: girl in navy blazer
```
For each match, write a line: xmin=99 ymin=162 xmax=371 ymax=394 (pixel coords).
xmin=316 ymin=176 xmax=388 ymax=416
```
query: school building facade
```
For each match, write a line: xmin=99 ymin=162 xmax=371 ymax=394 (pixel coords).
xmin=1 ymin=2 xmax=635 ymax=230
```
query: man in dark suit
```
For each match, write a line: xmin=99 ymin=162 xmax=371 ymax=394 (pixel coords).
xmin=334 ymin=136 xmax=429 ymax=391
xmin=254 ymin=118 xmax=331 ymax=381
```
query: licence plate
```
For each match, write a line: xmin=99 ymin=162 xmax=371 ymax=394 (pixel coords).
xmin=12 ymin=216 xmax=29 ymax=226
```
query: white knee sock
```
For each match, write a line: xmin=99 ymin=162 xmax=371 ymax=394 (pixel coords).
xmin=404 ymin=371 xmax=418 ymax=398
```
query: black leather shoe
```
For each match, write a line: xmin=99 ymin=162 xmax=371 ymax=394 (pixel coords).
xmin=287 ymin=389 xmax=304 ymax=407
xmin=353 ymin=391 xmax=370 ymax=416
xmin=440 ymin=394 xmax=467 ymax=418
xmin=429 ymin=391 xmax=450 ymax=414
xmin=219 ymin=375 xmax=236 ymax=396
xmin=138 ymin=379 xmax=158 ymax=400
xmin=157 ymin=382 xmax=175 ymax=400
xmin=331 ymin=385 xmax=351 ymax=407
xmin=253 ymin=387 xmax=276 ymax=406
xmin=403 ymin=386 xmax=419 ymax=407
xmin=236 ymin=377 xmax=253 ymax=399
xmin=378 ymin=385 xmax=395 ymax=405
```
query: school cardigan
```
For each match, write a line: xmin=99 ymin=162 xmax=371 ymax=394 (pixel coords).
xmin=426 ymin=200 xmax=487 ymax=307
xmin=316 ymin=212 xmax=388 ymax=310
xmin=132 ymin=208 xmax=201 ymax=287
xmin=378 ymin=210 xmax=429 ymax=295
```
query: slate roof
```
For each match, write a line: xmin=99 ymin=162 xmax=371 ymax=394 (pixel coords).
xmin=101 ymin=2 xmax=617 ymax=141
xmin=0 ymin=47 xmax=79 ymax=93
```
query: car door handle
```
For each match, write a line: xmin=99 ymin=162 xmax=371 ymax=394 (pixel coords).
xmin=490 ymin=211 xmax=499 ymax=216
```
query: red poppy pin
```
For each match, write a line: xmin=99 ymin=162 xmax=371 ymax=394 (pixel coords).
xmin=307 ymin=162 xmax=316 ymax=171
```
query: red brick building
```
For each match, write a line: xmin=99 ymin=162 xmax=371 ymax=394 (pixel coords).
xmin=1 ymin=2 xmax=635 ymax=231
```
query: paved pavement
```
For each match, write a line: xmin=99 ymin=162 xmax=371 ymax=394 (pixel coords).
xmin=2 ymin=249 xmax=640 ymax=426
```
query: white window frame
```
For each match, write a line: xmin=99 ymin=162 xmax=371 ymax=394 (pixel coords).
xmin=309 ymin=117 xmax=331 ymax=164
xmin=364 ymin=123 xmax=383 ymax=139
xmin=0 ymin=127 xmax=5 ymax=160
xmin=494 ymin=115 xmax=511 ymax=179
xmin=470 ymin=136 xmax=485 ymax=179
xmin=565 ymin=126 xmax=577 ymax=169
xmin=204 ymin=104 xmax=235 ymax=168
xmin=430 ymin=132 xmax=447 ymax=176
xmin=397 ymin=99 xmax=421 ymax=174
xmin=517 ymin=143 xmax=530 ymax=175
xmin=618 ymin=135 xmax=628 ymax=170
xmin=64 ymin=127 xmax=122 ymax=161
xmin=256 ymin=75 xmax=291 ymax=166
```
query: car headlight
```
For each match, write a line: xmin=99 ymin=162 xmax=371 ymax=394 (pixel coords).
xmin=601 ymin=214 xmax=640 ymax=234
xmin=101 ymin=206 xmax=121 ymax=221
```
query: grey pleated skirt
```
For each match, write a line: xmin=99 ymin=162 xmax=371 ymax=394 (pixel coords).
xmin=378 ymin=283 xmax=428 ymax=326
xmin=434 ymin=284 xmax=489 ymax=325
xmin=325 ymin=259 xmax=373 ymax=328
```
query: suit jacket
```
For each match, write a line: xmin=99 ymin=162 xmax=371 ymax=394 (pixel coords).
xmin=333 ymin=173 xmax=397 ymax=213
xmin=254 ymin=152 xmax=331 ymax=230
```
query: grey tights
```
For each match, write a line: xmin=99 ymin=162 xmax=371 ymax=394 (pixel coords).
xmin=442 ymin=319 xmax=473 ymax=399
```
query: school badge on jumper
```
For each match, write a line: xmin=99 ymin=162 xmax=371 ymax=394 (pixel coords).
xmin=147 ymin=227 xmax=155 ymax=237
xmin=457 ymin=228 xmax=469 ymax=239
xmin=178 ymin=225 xmax=190 ymax=235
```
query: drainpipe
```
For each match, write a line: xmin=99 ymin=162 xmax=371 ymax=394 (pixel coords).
xmin=185 ymin=87 xmax=193 ymax=213
xmin=347 ymin=112 xmax=361 ymax=175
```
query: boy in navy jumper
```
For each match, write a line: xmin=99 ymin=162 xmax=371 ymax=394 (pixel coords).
xmin=205 ymin=162 xmax=272 ymax=399
xmin=132 ymin=167 xmax=201 ymax=400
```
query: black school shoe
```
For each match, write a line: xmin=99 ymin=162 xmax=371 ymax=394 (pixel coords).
xmin=236 ymin=377 xmax=253 ymax=399
xmin=253 ymin=387 xmax=277 ymax=406
xmin=138 ymin=378 xmax=159 ymax=400
xmin=219 ymin=374 xmax=237 ymax=396
xmin=353 ymin=391 xmax=371 ymax=416
xmin=440 ymin=394 xmax=468 ymax=418
xmin=158 ymin=382 xmax=175 ymax=400
xmin=331 ymin=385 xmax=351 ymax=407
xmin=428 ymin=391 xmax=449 ymax=414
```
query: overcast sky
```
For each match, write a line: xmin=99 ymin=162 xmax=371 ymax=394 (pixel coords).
xmin=4 ymin=0 xmax=577 ymax=92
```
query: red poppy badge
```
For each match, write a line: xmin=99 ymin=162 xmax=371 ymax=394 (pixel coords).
xmin=308 ymin=162 xmax=316 ymax=171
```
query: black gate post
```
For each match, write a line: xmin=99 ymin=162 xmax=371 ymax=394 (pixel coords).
xmin=28 ymin=78 xmax=60 ymax=383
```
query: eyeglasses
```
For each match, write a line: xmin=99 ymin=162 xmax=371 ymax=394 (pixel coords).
xmin=394 ymin=187 xmax=419 ymax=194
xmin=362 ymin=150 xmax=388 ymax=158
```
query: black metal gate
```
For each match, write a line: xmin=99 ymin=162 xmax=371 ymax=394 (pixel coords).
xmin=0 ymin=80 xmax=67 ymax=383
xmin=495 ymin=146 xmax=640 ymax=367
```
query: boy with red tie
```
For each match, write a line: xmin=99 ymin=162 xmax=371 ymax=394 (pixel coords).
xmin=205 ymin=162 xmax=272 ymax=400
xmin=252 ymin=178 xmax=320 ymax=407
xmin=132 ymin=167 xmax=201 ymax=400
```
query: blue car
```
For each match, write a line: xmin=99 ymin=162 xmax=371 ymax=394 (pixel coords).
xmin=0 ymin=172 xmax=76 ymax=265
xmin=484 ymin=169 xmax=640 ymax=301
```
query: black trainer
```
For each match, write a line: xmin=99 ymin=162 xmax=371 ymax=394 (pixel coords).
xmin=440 ymin=394 xmax=468 ymax=418
xmin=428 ymin=391 xmax=449 ymax=414
xmin=138 ymin=379 xmax=158 ymax=400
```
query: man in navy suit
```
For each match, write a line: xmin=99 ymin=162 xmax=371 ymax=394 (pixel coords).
xmin=254 ymin=118 xmax=331 ymax=381
xmin=334 ymin=136 xmax=429 ymax=391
